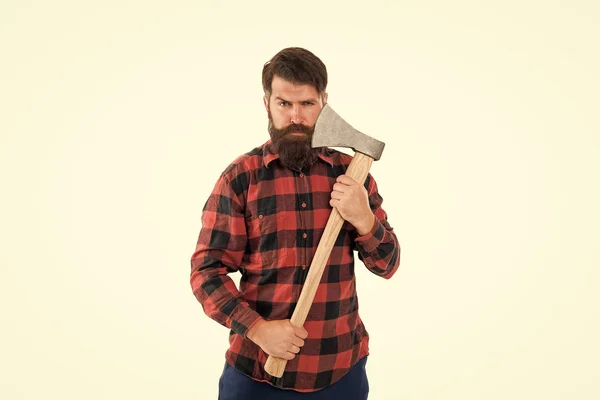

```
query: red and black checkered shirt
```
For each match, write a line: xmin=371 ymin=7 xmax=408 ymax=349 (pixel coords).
xmin=190 ymin=140 xmax=400 ymax=392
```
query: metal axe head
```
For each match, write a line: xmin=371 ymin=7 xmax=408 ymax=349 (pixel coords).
xmin=311 ymin=104 xmax=385 ymax=161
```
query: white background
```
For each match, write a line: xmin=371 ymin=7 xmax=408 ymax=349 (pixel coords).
xmin=1 ymin=1 xmax=599 ymax=399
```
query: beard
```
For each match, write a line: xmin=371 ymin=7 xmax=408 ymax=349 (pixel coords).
xmin=268 ymin=112 xmax=322 ymax=171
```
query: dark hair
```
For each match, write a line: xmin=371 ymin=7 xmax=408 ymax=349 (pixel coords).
xmin=262 ymin=47 xmax=328 ymax=97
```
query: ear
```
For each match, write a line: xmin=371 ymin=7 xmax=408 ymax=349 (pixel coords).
xmin=263 ymin=95 xmax=269 ymax=112
xmin=322 ymin=92 xmax=328 ymax=105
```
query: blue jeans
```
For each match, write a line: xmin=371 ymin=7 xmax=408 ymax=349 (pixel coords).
xmin=218 ymin=356 xmax=369 ymax=399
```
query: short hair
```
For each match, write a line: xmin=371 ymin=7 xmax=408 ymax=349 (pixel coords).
xmin=262 ymin=47 xmax=328 ymax=97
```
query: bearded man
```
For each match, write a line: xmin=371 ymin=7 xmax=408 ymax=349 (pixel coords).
xmin=190 ymin=47 xmax=400 ymax=399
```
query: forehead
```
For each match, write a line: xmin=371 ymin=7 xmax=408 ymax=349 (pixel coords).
xmin=270 ymin=75 xmax=319 ymax=100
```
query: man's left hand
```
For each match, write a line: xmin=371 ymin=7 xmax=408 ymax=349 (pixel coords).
xmin=330 ymin=174 xmax=375 ymax=235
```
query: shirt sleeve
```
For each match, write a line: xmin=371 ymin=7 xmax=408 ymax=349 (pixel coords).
xmin=189 ymin=171 xmax=263 ymax=338
xmin=353 ymin=173 xmax=401 ymax=279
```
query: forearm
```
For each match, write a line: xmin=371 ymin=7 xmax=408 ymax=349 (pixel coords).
xmin=190 ymin=258 xmax=263 ymax=338
xmin=355 ymin=214 xmax=400 ymax=278
xmin=351 ymin=174 xmax=400 ymax=278
xmin=190 ymin=171 xmax=260 ymax=336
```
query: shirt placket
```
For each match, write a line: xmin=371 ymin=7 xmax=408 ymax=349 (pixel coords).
xmin=293 ymin=168 xmax=311 ymax=300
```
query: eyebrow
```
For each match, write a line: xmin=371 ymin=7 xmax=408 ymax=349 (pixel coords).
xmin=275 ymin=96 xmax=318 ymax=104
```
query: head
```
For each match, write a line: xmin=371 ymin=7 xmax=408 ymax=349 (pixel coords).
xmin=262 ymin=47 xmax=329 ymax=170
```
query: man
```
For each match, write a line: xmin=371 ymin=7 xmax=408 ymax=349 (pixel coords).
xmin=190 ymin=47 xmax=400 ymax=399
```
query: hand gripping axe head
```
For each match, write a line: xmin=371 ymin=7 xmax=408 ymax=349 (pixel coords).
xmin=264 ymin=104 xmax=386 ymax=377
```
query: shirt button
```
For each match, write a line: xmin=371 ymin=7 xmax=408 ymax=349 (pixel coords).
xmin=301 ymin=265 xmax=307 ymax=270
xmin=301 ymin=202 xmax=307 ymax=208
xmin=258 ymin=214 xmax=263 ymax=220
xmin=299 ymin=173 xmax=304 ymax=178
xmin=302 ymin=233 xmax=307 ymax=239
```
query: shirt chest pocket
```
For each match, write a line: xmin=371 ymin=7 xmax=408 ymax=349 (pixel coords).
xmin=245 ymin=209 xmax=286 ymax=266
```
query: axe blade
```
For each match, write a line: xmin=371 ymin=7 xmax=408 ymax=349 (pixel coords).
xmin=311 ymin=104 xmax=385 ymax=161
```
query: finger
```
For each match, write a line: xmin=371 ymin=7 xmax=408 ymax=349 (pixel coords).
xmin=273 ymin=350 xmax=292 ymax=360
xmin=330 ymin=191 xmax=343 ymax=200
xmin=289 ymin=344 xmax=300 ymax=354
xmin=336 ymin=174 xmax=358 ymax=186
xmin=295 ymin=326 xmax=308 ymax=339
xmin=283 ymin=320 xmax=296 ymax=334
xmin=291 ymin=337 xmax=305 ymax=347
xmin=332 ymin=183 xmax=347 ymax=193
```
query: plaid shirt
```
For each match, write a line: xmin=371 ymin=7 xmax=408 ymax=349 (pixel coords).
xmin=190 ymin=140 xmax=400 ymax=392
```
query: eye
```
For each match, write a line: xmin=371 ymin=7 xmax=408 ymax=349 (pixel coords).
xmin=278 ymin=101 xmax=290 ymax=106
xmin=302 ymin=102 xmax=315 ymax=106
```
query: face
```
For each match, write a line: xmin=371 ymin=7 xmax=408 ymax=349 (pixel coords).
xmin=264 ymin=75 xmax=328 ymax=170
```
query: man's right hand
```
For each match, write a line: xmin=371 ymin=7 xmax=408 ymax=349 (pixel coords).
xmin=247 ymin=319 xmax=308 ymax=360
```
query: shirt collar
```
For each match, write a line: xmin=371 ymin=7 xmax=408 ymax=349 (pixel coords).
xmin=262 ymin=140 xmax=334 ymax=168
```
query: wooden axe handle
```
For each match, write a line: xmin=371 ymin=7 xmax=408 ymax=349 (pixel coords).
xmin=264 ymin=152 xmax=374 ymax=377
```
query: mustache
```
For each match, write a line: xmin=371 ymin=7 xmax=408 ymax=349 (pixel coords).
xmin=269 ymin=121 xmax=315 ymax=143
xmin=282 ymin=124 xmax=311 ymax=134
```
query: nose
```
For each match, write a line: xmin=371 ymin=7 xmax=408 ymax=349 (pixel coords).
xmin=290 ymin=105 xmax=304 ymax=124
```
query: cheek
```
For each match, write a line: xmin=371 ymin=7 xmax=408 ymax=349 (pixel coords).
xmin=306 ymin=110 xmax=320 ymax=125
xmin=269 ymin=110 xmax=284 ymax=124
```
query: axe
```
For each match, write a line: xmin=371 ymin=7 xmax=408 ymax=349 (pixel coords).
xmin=264 ymin=104 xmax=385 ymax=377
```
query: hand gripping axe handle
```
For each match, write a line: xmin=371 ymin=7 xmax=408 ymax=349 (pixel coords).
xmin=264 ymin=104 xmax=386 ymax=377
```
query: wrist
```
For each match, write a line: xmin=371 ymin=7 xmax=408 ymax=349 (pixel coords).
xmin=246 ymin=318 xmax=265 ymax=344
xmin=355 ymin=213 xmax=375 ymax=236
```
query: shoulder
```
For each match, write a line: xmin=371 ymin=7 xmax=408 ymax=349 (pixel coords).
xmin=220 ymin=142 xmax=267 ymax=179
xmin=215 ymin=142 xmax=268 ymax=197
